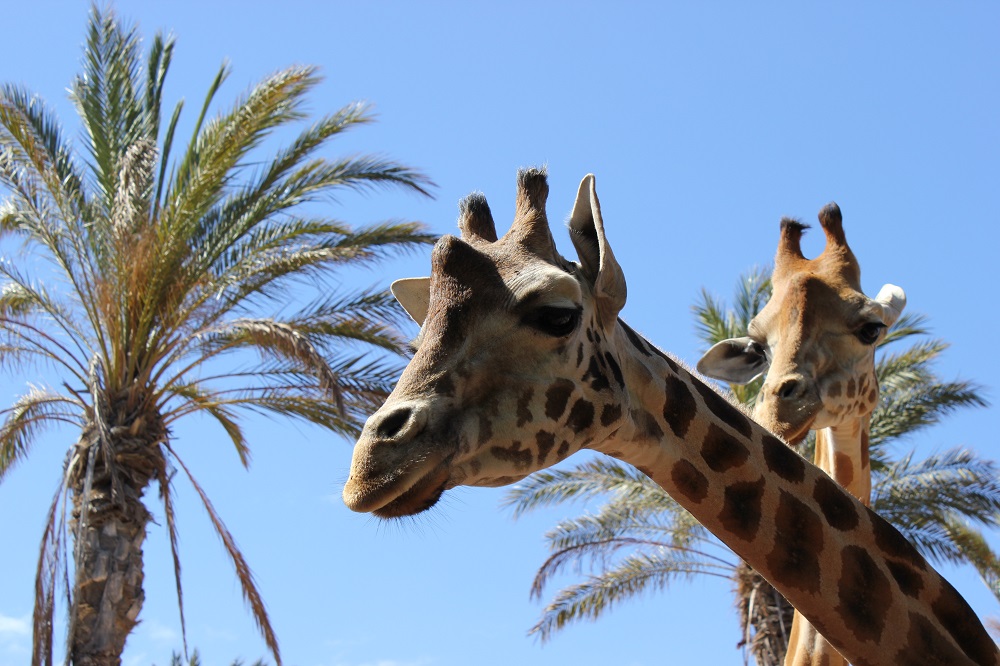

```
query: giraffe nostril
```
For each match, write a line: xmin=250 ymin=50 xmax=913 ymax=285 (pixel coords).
xmin=376 ymin=407 xmax=413 ymax=439
xmin=777 ymin=378 xmax=803 ymax=400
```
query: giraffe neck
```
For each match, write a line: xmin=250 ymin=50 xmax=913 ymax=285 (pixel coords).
xmin=784 ymin=420 xmax=873 ymax=666
xmin=814 ymin=421 xmax=872 ymax=505
xmin=594 ymin=321 xmax=996 ymax=666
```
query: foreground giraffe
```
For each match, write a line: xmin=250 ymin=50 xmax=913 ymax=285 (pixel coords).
xmin=343 ymin=169 xmax=997 ymax=666
xmin=699 ymin=206 xmax=905 ymax=665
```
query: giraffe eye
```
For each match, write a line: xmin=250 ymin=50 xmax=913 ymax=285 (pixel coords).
xmin=527 ymin=306 xmax=582 ymax=337
xmin=856 ymin=322 xmax=886 ymax=345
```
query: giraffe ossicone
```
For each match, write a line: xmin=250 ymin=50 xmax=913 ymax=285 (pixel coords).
xmin=344 ymin=169 xmax=997 ymax=666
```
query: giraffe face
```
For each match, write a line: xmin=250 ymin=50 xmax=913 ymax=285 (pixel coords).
xmin=343 ymin=171 xmax=628 ymax=518
xmin=697 ymin=204 xmax=905 ymax=442
xmin=745 ymin=275 xmax=897 ymax=440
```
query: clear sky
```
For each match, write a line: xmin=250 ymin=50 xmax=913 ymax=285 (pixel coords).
xmin=1 ymin=2 xmax=998 ymax=665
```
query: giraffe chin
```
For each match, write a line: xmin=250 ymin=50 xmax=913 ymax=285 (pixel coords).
xmin=369 ymin=462 xmax=451 ymax=519
xmin=773 ymin=418 xmax=814 ymax=447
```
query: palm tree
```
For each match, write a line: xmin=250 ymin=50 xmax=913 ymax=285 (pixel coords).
xmin=504 ymin=267 xmax=1000 ymax=666
xmin=0 ymin=7 xmax=434 ymax=666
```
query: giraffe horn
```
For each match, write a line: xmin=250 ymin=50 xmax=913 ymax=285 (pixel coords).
xmin=457 ymin=192 xmax=498 ymax=243
xmin=506 ymin=166 xmax=558 ymax=257
xmin=817 ymin=202 xmax=862 ymax=287
xmin=774 ymin=217 xmax=809 ymax=276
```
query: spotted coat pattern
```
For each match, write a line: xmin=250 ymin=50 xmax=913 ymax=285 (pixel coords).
xmin=344 ymin=171 xmax=996 ymax=666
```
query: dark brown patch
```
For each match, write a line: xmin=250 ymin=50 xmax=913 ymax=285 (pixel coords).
xmin=931 ymin=579 xmax=997 ymax=666
xmin=765 ymin=490 xmax=822 ymax=593
xmin=893 ymin=612 xmax=971 ymax=666
xmin=700 ymin=424 xmax=750 ymax=473
xmin=600 ymin=404 xmax=622 ymax=427
xmin=718 ymin=476 xmax=765 ymax=542
xmin=604 ymin=351 xmax=624 ymax=388
xmin=663 ymin=375 xmax=697 ymax=439
xmin=566 ymin=399 xmax=594 ymax=433
xmin=576 ymin=343 xmax=584 ymax=368
xmin=535 ymin=431 xmax=555 ymax=466
xmin=583 ymin=356 xmax=610 ymax=392
xmin=694 ymin=381 xmax=753 ymax=438
xmin=836 ymin=545 xmax=891 ymax=643
xmin=631 ymin=408 xmax=664 ymax=440
xmin=846 ymin=377 xmax=856 ymax=398
xmin=556 ymin=440 xmax=570 ymax=458
xmin=432 ymin=372 xmax=456 ymax=397
xmin=870 ymin=509 xmax=926 ymax=570
xmin=886 ymin=561 xmax=924 ymax=598
xmin=827 ymin=380 xmax=842 ymax=398
xmin=545 ymin=379 xmax=575 ymax=420
xmin=762 ymin=435 xmax=805 ymax=483
xmin=671 ymin=460 xmax=708 ymax=503
xmin=477 ymin=413 xmax=494 ymax=445
xmin=812 ymin=475 xmax=860 ymax=531
xmin=490 ymin=441 xmax=532 ymax=470
xmin=867 ymin=388 xmax=878 ymax=404
xmin=655 ymin=348 xmax=680 ymax=373
xmin=833 ymin=451 xmax=855 ymax=486
xmin=516 ymin=388 xmax=534 ymax=427
xmin=620 ymin=320 xmax=651 ymax=356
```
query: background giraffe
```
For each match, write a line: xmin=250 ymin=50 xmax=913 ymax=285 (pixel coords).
xmin=344 ymin=169 xmax=997 ymax=666
xmin=698 ymin=204 xmax=905 ymax=665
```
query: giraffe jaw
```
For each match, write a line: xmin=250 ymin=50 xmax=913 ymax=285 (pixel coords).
xmin=343 ymin=451 xmax=452 ymax=518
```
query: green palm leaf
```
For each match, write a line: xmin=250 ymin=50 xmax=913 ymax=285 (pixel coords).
xmin=0 ymin=6 xmax=436 ymax=664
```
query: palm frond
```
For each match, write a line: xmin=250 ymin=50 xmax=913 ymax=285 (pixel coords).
xmin=157 ymin=462 xmax=189 ymax=661
xmin=870 ymin=381 xmax=987 ymax=448
xmin=503 ymin=457 xmax=672 ymax=518
xmin=31 ymin=468 xmax=71 ymax=666
xmin=879 ymin=311 xmax=930 ymax=347
xmin=166 ymin=446 xmax=281 ymax=665
xmin=873 ymin=448 xmax=1000 ymax=529
xmin=163 ymin=384 xmax=250 ymax=467
xmin=692 ymin=266 xmax=771 ymax=349
xmin=197 ymin=318 xmax=341 ymax=404
xmin=0 ymin=388 xmax=81 ymax=481
xmin=530 ymin=548 xmax=733 ymax=642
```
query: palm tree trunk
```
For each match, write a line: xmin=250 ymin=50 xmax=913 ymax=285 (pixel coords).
xmin=70 ymin=489 xmax=149 ymax=665
xmin=69 ymin=398 xmax=165 ymax=666
xmin=735 ymin=561 xmax=795 ymax=666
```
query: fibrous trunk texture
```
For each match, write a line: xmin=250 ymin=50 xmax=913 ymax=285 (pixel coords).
xmin=735 ymin=560 xmax=796 ymax=666
xmin=69 ymin=391 xmax=165 ymax=666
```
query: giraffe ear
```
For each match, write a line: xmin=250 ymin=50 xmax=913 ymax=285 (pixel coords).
xmin=568 ymin=174 xmax=626 ymax=330
xmin=697 ymin=337 xmax=769 ymax=385
xmin=391 ymin=277 xmax=431 ymax=325
xmin=873 ymin=283 xmax=906 ymax=328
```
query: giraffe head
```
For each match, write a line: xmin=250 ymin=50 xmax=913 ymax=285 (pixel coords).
xmin=697 ymin=204 xmax=905 ymax=443
xmin=343 ymin=169 xmax=630 ymax=518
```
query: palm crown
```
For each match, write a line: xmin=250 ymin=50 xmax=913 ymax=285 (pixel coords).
xmin=504 ymin=267 xmax=1000 ymax=665
xmin=0 ymin=7 xmax=434 ymax=665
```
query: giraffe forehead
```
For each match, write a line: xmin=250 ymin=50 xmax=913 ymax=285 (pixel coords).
xmin=430 ymin=234 xmax=580 ymax=309
xmin=506 ymin=263 xmax=582 ymax=306
xmin=755 ymin=273 xmax=873 ymax=342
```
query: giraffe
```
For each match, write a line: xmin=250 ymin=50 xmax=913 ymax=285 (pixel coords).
xmin=343 ymin=169 xmax=998 ymax=666
xmin=697 ymin=205 xmax=906 ymax=666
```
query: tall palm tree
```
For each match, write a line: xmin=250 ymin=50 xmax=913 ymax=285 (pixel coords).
xmin=504 ymin=267 xmax=1000 ymax=666
xmin=0 ymin=7 xmax=434 ymax=666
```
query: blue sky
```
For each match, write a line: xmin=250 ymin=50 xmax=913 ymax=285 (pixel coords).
xmin=1 ymin=2 xmax=998 ymax=665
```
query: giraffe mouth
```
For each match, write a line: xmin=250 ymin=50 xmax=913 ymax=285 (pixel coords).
xmin=372 ymin=459 xmax=451 ymax=518
xmin=780 ymin=419 xmax=813 ymax=446
xmin=343 ymin=451 xmax=452 ymax=518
